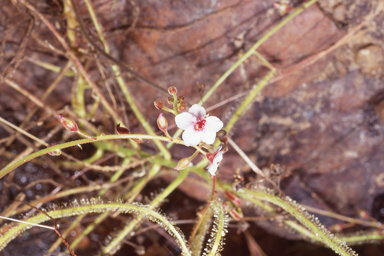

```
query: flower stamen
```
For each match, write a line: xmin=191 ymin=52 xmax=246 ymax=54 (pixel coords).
xmin=194 ymin=118 xmax=206 ymax=131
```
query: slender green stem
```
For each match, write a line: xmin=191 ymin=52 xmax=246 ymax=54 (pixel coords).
xmin=68 ymin=158 xmax=134 ymax=251
xmin=0 ymin=202 xmax=191 ymax=256
xmin=239 ymin=189 xmax=357 ymax=256
xmin=340 ymin=230 xmax=384 ymax=245
xmin=123 ymin=163 xmax=161 ymax=201
xmin=0 ymin=134 xmax=182 ymax=180
xmin=117 ymin=81 xmax=172 ymax=159
xmin=167 ymin=0 xmax=316 ymax=149
xmin=225 ymin=69 xmax=275 ymax=132
xmin=73 ymin=0 xmax=169 ymax=156
xmin=101 ymin=168 xmax=190 ymax=254
xmin=207 ymin=201 xmax=227 ymax=256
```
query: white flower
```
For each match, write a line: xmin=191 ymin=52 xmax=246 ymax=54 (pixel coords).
xmin=175 ymin=104 xmax=223 ymax=146
xmin=207 ymin=146 xmax=223 ymax=176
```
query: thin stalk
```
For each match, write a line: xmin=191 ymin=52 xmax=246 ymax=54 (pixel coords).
xmin=224 ymin=69 xmax=275 ymax=133
xmin=67 ymin=158 xmax=132 ymax=251
xmin=167 ymin=1 xmax=315 ymax=149
xmin=9 ymin=176 xmax=134 ymax=216
xmin=101 ymin=168 xmax=190 ymax=254
xmin=0 ymin=216 xmax=54 ymax=230
xmin=81 ymin=0 xmax=169 ymax=156
xmin=207 ymin=201 xmax=227 ymax=256
xmin=18 ymin=0 xmax=122 ymax=123
xmin=0 ymin=134 xmax=186 ymax=180
xmin=238 ymin=188 xmax=357 ymax=256
xmin=0 ymin=202 xmax=191 ymax=256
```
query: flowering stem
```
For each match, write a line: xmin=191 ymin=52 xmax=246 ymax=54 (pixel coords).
xmin=0 ymin=202 xmax=191 ymax=256
xmin=0 ymin=134 xmax=183 ymax=180
xmin=191 ymin=144 xmax=206 ymax=157
xmin=76 ymin=131 xmax=97 ymax=140
xmin=101 ymin=168 xmax=189 ymax=254
xmin=172 ymin=94 xmax=179 ymax=116
xmin=225 ymin=69 xmax=275 ymax=133
xmin=239 ymin=189 xmax=357 ymax=256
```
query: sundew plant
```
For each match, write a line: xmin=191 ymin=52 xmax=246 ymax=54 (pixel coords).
xmin=0 ymin=0 xmax=383 ymax=255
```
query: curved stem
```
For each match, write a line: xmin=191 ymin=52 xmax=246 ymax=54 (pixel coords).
xmin=0 ymin=134 xmax=181 ymax=180
xmin=0 ymin=202 xmax=191 ymax=256
xmin=238 ymin=189 xmax=357 ymax=256
xmin=101 ymin=168 xmax=190 ymax=254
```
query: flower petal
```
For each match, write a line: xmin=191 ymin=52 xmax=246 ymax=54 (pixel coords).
xmin=188 ymin=104 xmax=206 ymax=118
xmin=213 ymin=151 xmax=223 ymax=164
xmin=208 ymin=163 xmax=218 ymax=176
xmin=201 ymin=129 xmax=217 ymax=145
xmin=182 ymin=128 xmax=201 ymax=146
xmin=175 ymin=112 xmax=196 ymax=130
xmin=205 ymin=116 xmax=223 ymax=132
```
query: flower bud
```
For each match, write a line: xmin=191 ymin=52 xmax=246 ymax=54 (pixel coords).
xmin=357 ymin=209 xmax=370 ymax=219
xmin=174 ymin=158 xmax=190 ymax=170
xmin=273 ymin=2 xmax=292 ymax=15
xmin=168 ymin=86 xmax=177 ymax=95
xmin=116 ymin=123 xmax=130 ymax=135
xmin=329 ymin=223 xmax=344 ymax=232
xmin=154 ymin=99 xmax=164 ymax=110
xmin=59 ymin=115 xmax=78 ymax=132
xmin=167 ymin=97 xmax=174 ymax=105
xmin=157 ymin=113 xmax=168 ymax=132
xmin=216 ymin=130 xmax=227 ymax=140
xmin=132 ymin=138 xmax=142 ymax=143
xmin=177 ymin=102 xmax=186 ymax=112
xmin=206 ymin=152 xmax=215 ymax=164
xmin=48 ymin=143 xmax=61 ymax=156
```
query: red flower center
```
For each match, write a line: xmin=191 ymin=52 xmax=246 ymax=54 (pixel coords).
xmin=194 ymin=118 xmax=206 ymax=131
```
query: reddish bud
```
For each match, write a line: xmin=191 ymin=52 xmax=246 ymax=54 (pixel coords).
xmin=167 ymin=97 xmax=174 ymax=105
xmin=358 ymin=209 xmax=370 ymax=219
xmin=216 ymin=130 xmax=227 ymax=140
xmin=178 ymin=96 xmax=185 ymax=101
xmin=48 ymin=143 xmax=61 ymax=156
xmin=132 ymin=138 xmax=142 ymax=143
xmin=157 ymin=113 xmax=168 ymax=132
xmin=59 ymin=115 xmax=78 ymax=132
xmin=154 ymin=99 xmax=164 ymax=110
xmin=329 ymin=223 xmax=344 ymax=232
xmin=174 ymin=158 xmax=190 ymax=170
xmin=177 ymin=102 xmax=187 ymax=112
xmin=273 ymin=2 xmax=292 ymax=14
xmin=168 ymin=86 xmax=177 ymax=95
xmin=116 ymin=123 xmax=130 ymax=135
